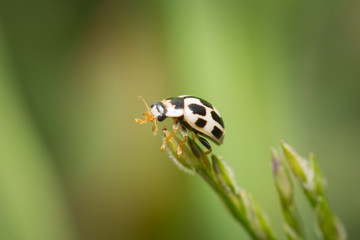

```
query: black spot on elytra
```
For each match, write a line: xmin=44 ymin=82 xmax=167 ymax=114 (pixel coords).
xmin=195 ymin=118 xmax=207 ymax=128
xmin=199 ymin=98 xmax=213 ymax=109
xmin=211 ymin=126 xmax=223 ymax=139
xmin=211 ymin=111 xmax=224 ymax=128
xmin=188 ymin=104 xmax=206 ymax=116
xmin=183 ymin=96 xmax=213 ymax=109
xmin=170 ymin=97 xmax=184 ymax=109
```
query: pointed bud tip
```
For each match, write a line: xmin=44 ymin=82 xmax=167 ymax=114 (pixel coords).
xmin=280 ymin=140 xmax=298 ymax=160
xmin=280 ymin=139 xmax=290 ymax=149
xmin=271 ymin=148 xmax=280 ymax=176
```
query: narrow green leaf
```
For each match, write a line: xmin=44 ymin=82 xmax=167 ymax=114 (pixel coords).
xmin=280 ymin=140 xmax=308 ymax=182
xmin=284 ymin=223 xmax=303 ymax=240
xmin=309 ymin=153 xmax=325 ymax=197
xmin=280 ymin=141 xmax=347 ymax=240
xmin=271 ymin=148 xmax=304 ymax=240
xmin=211 ymin=154 xmax=238 ymax=195
xmin=316 ymin=197 xmax=346 ymax=240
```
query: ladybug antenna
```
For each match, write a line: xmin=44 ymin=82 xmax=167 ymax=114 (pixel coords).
xmin=138 ymin=96 xmax=151 ymax=111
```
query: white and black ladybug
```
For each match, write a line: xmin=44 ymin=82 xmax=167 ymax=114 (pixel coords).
xmin=134 ymin=95 xmax=225 ymax=157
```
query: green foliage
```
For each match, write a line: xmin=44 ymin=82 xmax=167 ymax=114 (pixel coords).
xmin=271 ymin=148 xmax=304 ymax=240
xmin=160 ymin=129 xmax=347 ymax=240
xmin=279 ymin=141 xmax=346 ymax=240
xmin=164 ymin=129 xmax=276 ymax=240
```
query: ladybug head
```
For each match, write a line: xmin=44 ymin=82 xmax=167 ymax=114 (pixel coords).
xmin=150 ymin=102 xmax=167 ymax=122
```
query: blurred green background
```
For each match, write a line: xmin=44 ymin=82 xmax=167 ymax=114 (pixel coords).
xmin=0 ymin=1 xmax=359 ymax=240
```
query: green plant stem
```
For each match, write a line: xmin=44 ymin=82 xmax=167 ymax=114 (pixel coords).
xmin=139 ymin=123 xmax=348 ymax=240
xmin=164 ymin=130 xmax=276 ymax=240
xmin=280 ymin=141 xmax=347 ymax=240
xmin=271 ymin=148 xmax=304 ymax=240
xmin=196 ymin=168 xmax=258 ymax=240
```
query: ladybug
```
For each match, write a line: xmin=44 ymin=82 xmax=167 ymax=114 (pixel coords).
xmin=134 ymin=95 xmax=225 ymax=157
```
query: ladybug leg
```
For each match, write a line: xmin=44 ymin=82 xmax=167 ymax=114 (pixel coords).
xmin=135 ymin=114 xmax=158 ymax=135
xmin=177 ymin=126 xmax=188 ymax=157
xmin=134 ymin=96 xmax=151 ymax=124
xmin=134 ymin=96 xmax=158 ymax=135
xmin=193 ymin=134 xmax=212 ymax=167
xmin=197 ymin=136 xmax=212 ymax=157
xmin=161 ymin=120 xmax=179 ymax=152
xmin=134 ymin=114 xmax=150 ymax=124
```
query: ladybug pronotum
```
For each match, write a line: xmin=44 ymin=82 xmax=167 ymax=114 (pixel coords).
xmin=134 ymin=95 xmax=225 ymax=158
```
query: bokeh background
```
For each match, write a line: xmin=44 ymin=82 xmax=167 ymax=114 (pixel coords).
xmin=0 ymin=1 xmax=359 ymax=240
